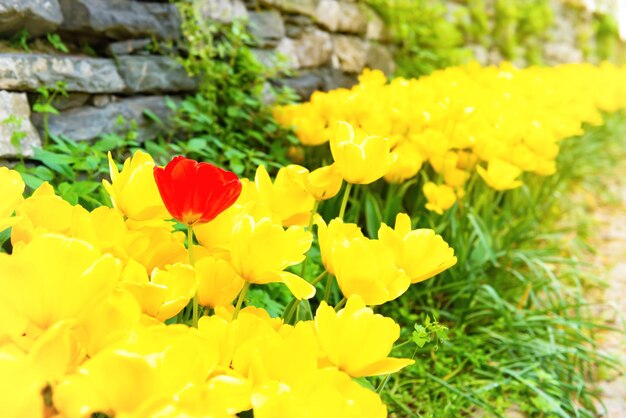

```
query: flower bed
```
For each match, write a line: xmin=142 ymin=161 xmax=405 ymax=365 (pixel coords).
xmin=1 ymin=62 xmax=626 ymax=417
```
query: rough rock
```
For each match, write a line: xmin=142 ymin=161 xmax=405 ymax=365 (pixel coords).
xmin=0 ymin=91 xmax=41 ymax=157
xmin=317 ymin=67 xmax=357 ymax=91
xmin=115 ymin=56 xmax=198 ymax=93
xmin=50 ymin=93 xmax=91 ymax=110
xmin=259 ymin=0 xmax=319 ymax=18
xmin=331 ymin=35 xmax=368 ymax=73
xmin=543 ymin=43 xmax=583 ymax=65
xmin=467 ymin=44 xmax=489 ymax=66
xmin=0 ymin=54 xmax=126 ymax=93
xmin=195 ymin=0 xmax=248 ymax=23
xmin=283 ymin=13 xmax=313 ymax=38
xmin=248 ymin=10 xmax=285 ymax=48
xmin=106 ymin=39 xmax=153 ymax=56
xmin=274 ymin=71 xmax=323 ymax=100
xmin=58 ymin=0 xmax=181 ymax=41
xmin=276 ymin=29 xmax=332 ymax=69
xmin=0 ymin=0 xmax=63 ymax=37
xmin=31 ymin=96 xmax=177 ymax=142
xmin=365 ymin=9 xmax=386 ymax=41
xmin=315 ymin=1 xmax=367 ymax=34
xmin=365 ymin=43 xmax=395 ymax=75
xmin=91 ymin=94 xmax=117 ymax=107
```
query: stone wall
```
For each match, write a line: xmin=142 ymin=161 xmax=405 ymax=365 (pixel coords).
xmin=192 ymin=0 xmax=394 ymax=98
xmin=0 ymin=0 xmax=395 ymax=158
xmin=0 ymin=0 xmax=611 ymax=158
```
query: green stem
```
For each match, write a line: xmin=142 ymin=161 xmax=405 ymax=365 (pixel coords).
xmin=376 ymin=373 xmax=392 ymax=394
xmin=323 ymin=274 xmax=334 ymax=303
xmin=338 ymin=182 xmax=353 ymax=220
xmin=310 ymin=271 xmax=327 ymax=286
xmin=300 ymin=200 xmax=320 ymax=277
xmin=188 ymin=225 xmax=198 ymax=328
xmin=334 ymin=297 xmax=347 ymax=311
xmin=284 ymin=299 xmax=299 ymax=324
xmin=233 ymin=282 xmax=251 ymax=320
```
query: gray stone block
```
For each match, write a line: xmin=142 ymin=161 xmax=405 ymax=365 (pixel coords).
xmin=0 ymin=0 xmax=63 ymax=37
xmin=366 ymin=43 xmax=395 ymax=75
xmin=248 ymin=10 xmax=285 ymax=48
xmin=115 ymin=56 xmax=198 ymax=93
xmin=0 ymin=90 xmax=41 ymax=157
xmin=59 ymin=0 xmax=181 ymax=41
xmin=31 ymin=95 xmax=177 ymax=142
xmin=315 ymin=1 xmax=367 ymax=34
xmin=259 ymin=0 xmax=319 ymax=18
xmin=276 ymin=29 xmax=332 ymax=69
xmin=195 ymin=0 xmax=248 ymax=23
xmin=0 ymin=53 xmax=126 ymax=93
xmin=274 ymin=71 xmax=323 ymax=100
xmin=331 ymin=35 xmax=367 ymax=73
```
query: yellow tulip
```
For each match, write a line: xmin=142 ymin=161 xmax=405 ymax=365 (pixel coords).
xmin=54 ymin=325 xmax=221 ymax=418
xmin=378 ymin=213 xmax=457 ymax=283
xmin=254 ymin=165 xmax=315 ymax=226
xmin=384 ymin=141 xmax=424 ymax=183
xmin=229 ymin=215 xmax=315 ymax=300
xmin=120 ymin=261 xmax=197 ymax=322
xmin=11 ymin=182 xmax=88 ymax=246
xmin=252 ymin=368 xmax=387 ymax=418
xmin=0 ymin=167 xmax=24 ymax=232
xmin=102 ymin=150 xmax=170 ymax=222
xmin=0 ymin=234 xmax=121 ymax=343
xmin=333 ymin=236 xmax=410 ymax=306
xmin=315 ymin=217 xmax=364 ymax=275
xmin=284 ymin=164 xmax=343 ymax=201
xmin=423 ymin=182 xmax=457 ymax=215
xmin=330 ymin=121 xmax=397 ymax=184
xmin=126 ymin=225 xmax=187 ymax=273
xmin=314 ymin=295 xmax=414 ymax=377
xmin=196 ymin=256 xmax=245 ymax=309
xmin=77 ymin=289 xmax=142 ymax=356
xmin=476 ymin=158 xmax=523 ymax=190
xmin=0 ymin=348 xmax=45 ymax=418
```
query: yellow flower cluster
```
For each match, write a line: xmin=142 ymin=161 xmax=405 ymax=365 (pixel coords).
xmin=0 ymin=147 xmax=456 ymax=417
xmin=274 ymin=62 xmax=626 ymax=213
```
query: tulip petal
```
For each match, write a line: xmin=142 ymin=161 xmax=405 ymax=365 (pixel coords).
xmin=278 ymin=271 xmax=316 ymax=300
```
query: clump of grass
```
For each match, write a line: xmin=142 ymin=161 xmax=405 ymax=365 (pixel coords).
xmin=377 ymin=112 xmax=626 ymax=417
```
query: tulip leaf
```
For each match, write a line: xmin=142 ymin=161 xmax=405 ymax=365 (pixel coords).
xmin=295 ymin=299 xmax=313 ymax=322
xmin=364 ymin=192 xmax=384 ymax=238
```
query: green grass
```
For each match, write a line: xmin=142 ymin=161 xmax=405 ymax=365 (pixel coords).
xmin=373 ymin=112 xmax=626 ymax=417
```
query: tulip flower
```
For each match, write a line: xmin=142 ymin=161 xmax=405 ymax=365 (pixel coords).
xmin=0 ymin=167 xmax=24 ymax=232
xmin=422 ymin=182 xmax=457 ymax=215
xmin=229 ymin=215 xmax=315 ymax=300
xmin=315 ymin=217 xmax=364 ymax=275
xmin=11 ymin=182 xmax=89 ymax=246
xmin=384 ymin=141 xmax=424 ymax=184
xmin=330 ymin=121 xmax=397 ymax=185
xmin=195 ymin=256 xmax=245 ymax=309
xmin=103 ymin=150 xmax=170 ymax=223
xmin=254 ymin=165 xmax=314 ymax=226
xmin=476 ymin=158 xmax=523 ymax=190
xmin=153 ymin=156 xmax=242 ymax=226
xmin=332 ymin=236 xmax=410 ymax=306
xmin=314 ymin=295 xmax=414 ymax=377
xmin=378 ymin=213 xmax=457 ymax=283
xmin=284 ymin=164 xmax=344 ymax=201
xmin=119 ymin=261 xmax=197 ymax=322
xmin=0 ymin=234 xmax=121 ymax=341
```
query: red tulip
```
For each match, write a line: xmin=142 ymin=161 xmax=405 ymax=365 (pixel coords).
xmin=153 ymin=156 xmax=242 ymax=225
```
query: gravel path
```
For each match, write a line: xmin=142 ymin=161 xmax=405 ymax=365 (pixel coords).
xmin=588 ymin=182 xmax=626 ymax=417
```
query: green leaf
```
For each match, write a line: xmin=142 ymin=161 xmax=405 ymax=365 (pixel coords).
xmin=364 ymin=192 xmax=383 ymax=238
xmin=32 ymin=103 xmax=59 ymax=115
